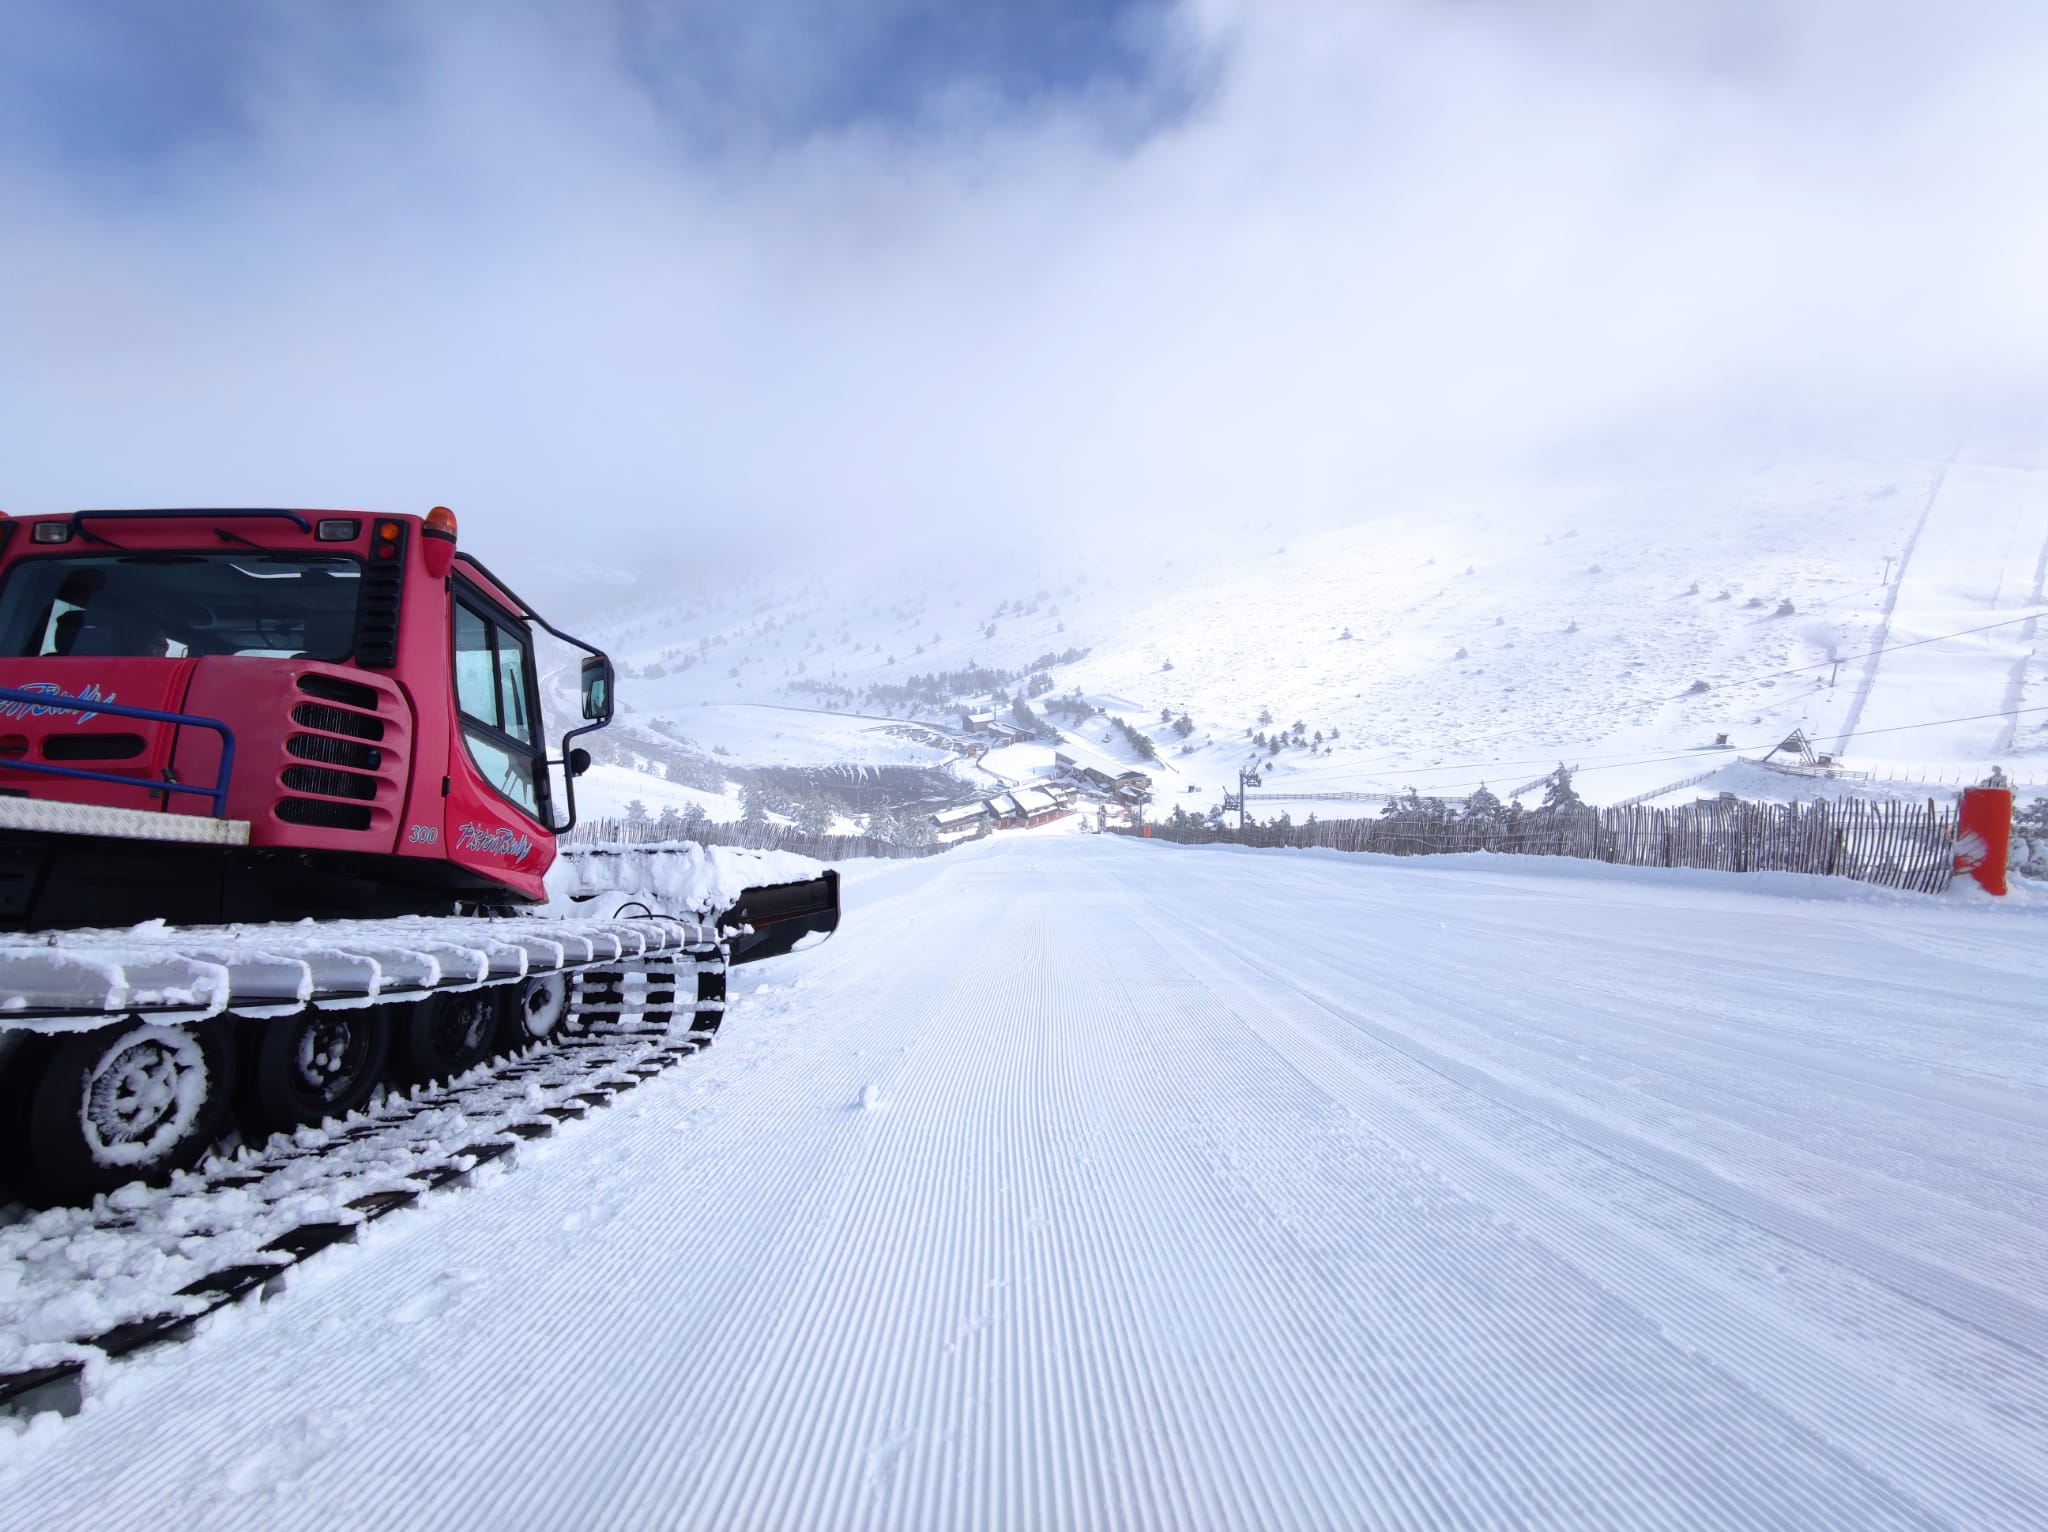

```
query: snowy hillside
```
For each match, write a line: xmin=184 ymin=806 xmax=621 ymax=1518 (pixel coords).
xmin=556 ymin=455 xmax=2048 ymax=820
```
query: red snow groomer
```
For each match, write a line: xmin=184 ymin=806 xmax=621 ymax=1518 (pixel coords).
xmin=0 ymin=507 xmax=837 ymax=1205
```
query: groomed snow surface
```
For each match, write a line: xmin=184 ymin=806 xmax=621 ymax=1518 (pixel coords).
xmin=6 ymin=837 xmax=2048 ymax=1530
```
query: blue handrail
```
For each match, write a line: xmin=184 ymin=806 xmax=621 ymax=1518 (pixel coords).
xmin=0 ymin=687 xmax=238 ymax=818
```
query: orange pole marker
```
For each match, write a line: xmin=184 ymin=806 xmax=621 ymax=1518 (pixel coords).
xmin=1955 ymin=787 xmax=2012 ymax=895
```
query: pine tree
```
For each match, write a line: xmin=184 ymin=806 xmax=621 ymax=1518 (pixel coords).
xmin=1540 ymin=763 xmax=1582 ymax=812
xmin=1462 ymin=785 xmax=1503 ymax=846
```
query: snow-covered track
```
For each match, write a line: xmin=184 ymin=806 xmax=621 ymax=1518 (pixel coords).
xmin=0 ymin=951 xmax=724 ymax=1422
xmin=0 ymin=913 xmax=711 ymax=1029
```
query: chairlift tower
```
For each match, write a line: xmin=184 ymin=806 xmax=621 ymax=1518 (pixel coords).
xmin=1237 ymin=767 xmax=1262 ymax=834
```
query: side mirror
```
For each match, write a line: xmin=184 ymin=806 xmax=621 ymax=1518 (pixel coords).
xmin=568 ymin=747 xmax=592 ymax=778
xmin=579 ymin=655 xmax=614 ymax=722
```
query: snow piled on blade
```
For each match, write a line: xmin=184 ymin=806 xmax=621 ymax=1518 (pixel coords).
xmin=548 ymin=840 xmax=826 ymax=918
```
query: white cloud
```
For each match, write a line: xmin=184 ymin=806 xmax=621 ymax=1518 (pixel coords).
xmin=3 ymin=0 xmax=2046 ymax=574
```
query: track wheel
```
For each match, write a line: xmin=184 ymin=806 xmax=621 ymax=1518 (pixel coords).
xmin=18 ymin=1020 xmax=235 ymax=1208
xmin=397 ymin=990 xmax=505 ymax=1083
xmin=498 ymin=974 xmax=570 ymax=1052
xmin=240 ymin=1006 xmax=392 ymax=1137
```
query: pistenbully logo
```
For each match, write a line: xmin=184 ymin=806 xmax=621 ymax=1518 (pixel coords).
xmin=0 ymin=681 xmax=116 ymax=724
xmin=457 ymin=821 xmax=534 ymax=863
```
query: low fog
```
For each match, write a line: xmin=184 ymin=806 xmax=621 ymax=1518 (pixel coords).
xmin=3 ymin=0 xmax=2046 ymax=577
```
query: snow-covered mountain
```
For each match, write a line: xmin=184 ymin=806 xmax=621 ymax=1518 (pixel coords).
xmin=556 ymin=452 xmax=2048 ymax=824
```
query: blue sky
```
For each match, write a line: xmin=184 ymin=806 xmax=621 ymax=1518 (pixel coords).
xmin=2 ymin=0 xmax=1186 ymax=173
xmin=2 ymin=0 xmax=271 ymax=167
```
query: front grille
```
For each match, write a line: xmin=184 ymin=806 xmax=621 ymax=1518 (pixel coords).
xmin=280 ymin=672 xmax=390 ymax=832
xmin=297 ymin=673 xmax=382 ymax=710
xmin=277 ymin=797 xmax=374 ymax=831
xmin=43 ymin=733 xmax=146 ymax=762
xmin=281 ymin=764 xmax=378 ymax=801
xmin=291 ymin=702 xmax=385 ymax=741
xmin=287 ymin=734 xmax=381 ymax=770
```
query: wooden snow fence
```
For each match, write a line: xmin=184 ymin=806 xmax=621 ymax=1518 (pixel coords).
xmin=1123 ymin=797 xmax=1959 ymax=894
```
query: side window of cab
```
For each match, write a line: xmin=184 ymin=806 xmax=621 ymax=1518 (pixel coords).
xmin=452 ymin=590 xmax=549 ymax=822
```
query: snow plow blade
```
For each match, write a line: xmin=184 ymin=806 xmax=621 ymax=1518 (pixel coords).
xmin=722 ymin=869 xmax=841 ymax=966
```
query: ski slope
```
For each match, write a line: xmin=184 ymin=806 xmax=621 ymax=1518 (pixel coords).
xmin=6 ymin=839 xmax=2046 ymax=1529
xmin=1839 ymin=459 xmax=2048 ymax=764
xmin=556 ymin=457 xmax=2048 ymax=819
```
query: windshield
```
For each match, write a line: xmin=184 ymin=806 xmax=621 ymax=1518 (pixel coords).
xmin=0 ymin=553 xmax=362 ymax=660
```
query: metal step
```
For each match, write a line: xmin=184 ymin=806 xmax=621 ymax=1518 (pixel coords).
xmin=0 ymin=794 xmax=251 ymax=846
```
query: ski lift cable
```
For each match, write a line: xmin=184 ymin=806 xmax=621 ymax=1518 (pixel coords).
xmin=1657 ymin=610 xmax=2047 ymax=700
xmin=1254 ymin=613 xmax=2048 ymax=788
xmin=1272 ymin=738 xmax=1733 ymax=783
xmin=1399 ymin=704 xmax=2048 ymax=799
xmin=1252 ymin=702 xmax=2048 ymax=802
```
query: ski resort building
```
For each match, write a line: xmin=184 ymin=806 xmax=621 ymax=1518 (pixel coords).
xmin=1054 ymin=751 xmax=1153 ymax=804
xmin=932 ymin=782 xmax=1076 ymax=834
xmin=997 ymin=786 xmax=1070 ymax=828
xmin=964 ymin=710 xmax=1031 ymax=744
xmin=932 ymin=802 xmax=991 ymax=837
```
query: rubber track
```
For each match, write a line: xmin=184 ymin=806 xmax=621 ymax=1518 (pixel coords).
xmin=0 ymin=950 xmax=724 ymax=1422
